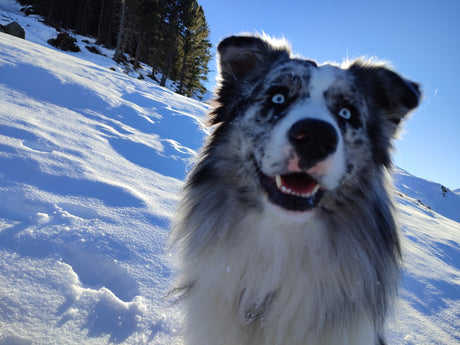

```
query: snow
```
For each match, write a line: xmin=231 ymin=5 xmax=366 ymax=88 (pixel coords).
xmin=394 ymin=167 xmax=460 ymax=223
xmin=388 ymin=191 xmax=460 ymax=344
xmin=0 ymin=3 xmax=459 ymax=344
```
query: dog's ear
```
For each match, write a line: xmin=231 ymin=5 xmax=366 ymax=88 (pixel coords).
xmin=210 ymin=35 xmax=290 ymax=125
xmin=349 ymin=61 xmax=421 ymax=167
xmin=217 ymin=35 xmax=290 ymax=82
xmin=349 ymin=61 xmax=421 ymax=126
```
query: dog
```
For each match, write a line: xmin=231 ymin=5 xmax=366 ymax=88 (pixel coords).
xmin=169 ymin=34 xmax=420 ymax=345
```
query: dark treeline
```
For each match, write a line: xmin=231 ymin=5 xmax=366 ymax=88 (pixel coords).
xmin=19 ymin=0 xmax=212 ymax=98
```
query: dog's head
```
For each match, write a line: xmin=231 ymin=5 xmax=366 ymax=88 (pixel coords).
xmin=209 ymin=35 xmax=420 ymax=215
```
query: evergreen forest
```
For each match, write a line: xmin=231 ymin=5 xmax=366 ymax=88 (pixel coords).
xmin=19 ymin=0 xmax=212 ymax=98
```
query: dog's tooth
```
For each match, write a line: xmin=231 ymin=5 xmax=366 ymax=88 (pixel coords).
xmin=281 ymin=185 xmax=295 ymax=195
xmin=275 ymin=175 xmax=283 ymax=189
xmin=311 ymin=184 xmax=320 ymax=195
xmin=275 ymin=175 xmax=320 ymax=198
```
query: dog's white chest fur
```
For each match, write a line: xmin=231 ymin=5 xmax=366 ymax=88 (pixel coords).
xmin=180 ymin=212 xmax=376 ymax=345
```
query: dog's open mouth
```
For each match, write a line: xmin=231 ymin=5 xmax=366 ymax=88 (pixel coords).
xmin=257 ymin=169 xmax=323 ymax=212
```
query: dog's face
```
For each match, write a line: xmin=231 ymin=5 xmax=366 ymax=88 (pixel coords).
xmin=210 ymin=35 xmax=420 ymax=216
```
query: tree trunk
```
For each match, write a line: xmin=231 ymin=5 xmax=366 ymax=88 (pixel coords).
xmin=160 ymin=33 xmax=176 ymax=87
xmin=96 ymin=0 xmax=106 ymax=44
xmin=46 ymin=0 xmax=55 ymax=24
xmin=113 ymin=0 xmax=127 ymax=63
xmin=133 ymin=33 xmax=141 ymax=69
xmin=177 ymin=38 xmax=190 ymax=94
xmin=104 ymin=2 xmax=115 ymax=48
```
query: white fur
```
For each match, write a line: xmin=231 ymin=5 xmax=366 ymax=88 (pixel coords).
xmin=177 ymin=208 xmax=378 ymax=345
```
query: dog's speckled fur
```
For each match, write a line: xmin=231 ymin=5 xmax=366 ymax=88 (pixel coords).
xmin=170 ymin=34 xmax=420 ymax=345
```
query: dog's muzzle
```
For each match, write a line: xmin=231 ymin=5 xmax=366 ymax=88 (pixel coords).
xmin=256 ymin=119 xmax=338 ymax=212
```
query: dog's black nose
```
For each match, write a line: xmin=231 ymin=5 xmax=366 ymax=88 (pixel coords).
xmin=288 ymin=119 xmax=338 ymax=167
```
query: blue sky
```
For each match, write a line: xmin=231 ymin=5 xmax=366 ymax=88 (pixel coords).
xmin=199 ymin=0 xmax=460 ymax=190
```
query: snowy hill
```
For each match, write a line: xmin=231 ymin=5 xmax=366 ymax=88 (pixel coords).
xmin=0 ymin=4 xmax=459 ymax=345
xmin=0 ymin=29 xmax=207 ymax=344
xmin=394 ymin=167 xmax=460 ymax=223
xmin=0 ymin=0 xmax=179 ymax=91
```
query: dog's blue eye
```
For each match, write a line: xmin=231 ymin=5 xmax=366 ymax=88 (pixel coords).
xmin=271 ymin=94 xmax=285 ymax=104
xmin=338 ymin=108 xmax=352 ymax=119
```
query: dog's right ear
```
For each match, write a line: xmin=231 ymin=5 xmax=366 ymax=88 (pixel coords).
xmin=210 ymin=35 xmax=290 ymax=125
xmin=217 ymin=35 xmax=290 ymax=82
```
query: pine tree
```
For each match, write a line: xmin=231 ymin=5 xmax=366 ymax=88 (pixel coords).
xmin=159 ymin=0 xmax=183 ymax=86
xmin=19 ymin=0 xmax=212 ymax=98
xmin=176 ymin=0 xmax=211 ymax=98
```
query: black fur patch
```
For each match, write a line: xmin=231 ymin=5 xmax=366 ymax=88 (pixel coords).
xmin=349 ymin=61 xmax=420 ymax=124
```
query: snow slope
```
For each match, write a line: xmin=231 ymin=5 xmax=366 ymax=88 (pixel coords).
xmin=393 ymin=167 xmax=460 ymax=223
xmin=0 ymin=30 xmax=208 ymax=344
xmin=0 ymin=0 xmax=172 ymax=89
xmin=389 ymin=193 xmax=460 ymax=344
xmin=0 ymin=5 xmax=459 ymax=345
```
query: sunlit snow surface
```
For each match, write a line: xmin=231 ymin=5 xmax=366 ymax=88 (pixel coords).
xmin=0 ymin=17 xmax=207 ymax=343
xmin=0 ymin=4 xmax=459 ymax=344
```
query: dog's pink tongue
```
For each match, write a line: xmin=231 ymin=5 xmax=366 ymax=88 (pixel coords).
xmin=276 ymin=173 xmax=320 ymax=196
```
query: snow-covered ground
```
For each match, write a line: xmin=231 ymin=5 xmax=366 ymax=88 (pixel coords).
xmin=0 ymin=3 xmax=459 ymax=344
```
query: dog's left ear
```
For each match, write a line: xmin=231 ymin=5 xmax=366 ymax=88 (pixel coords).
xmin=349 ymin=61 xmax=421 ymax=126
